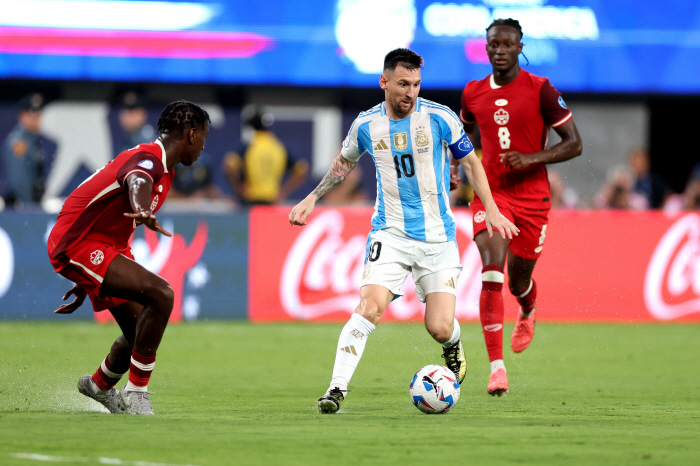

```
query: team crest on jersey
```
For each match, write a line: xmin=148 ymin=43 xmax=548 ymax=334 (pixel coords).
xmin=393 ymin=132 xmax=408 ymax=151
xmin=414 ymin=126 xmax=429 ymax=149
xmin=495 ymin=99 xmax=508 ymax=106
xmin=138 ymin=159 xmax=154 ymax=170
xmin=494 ymin=108 xmax=509 ymax=125
xmin=558 ymin=96 xmax=567 ymax=109
xmin=151 ymin=195 xmax=159 ymax=212
xmin=474 ymin=211 xmax=486 ymax=223
xmin=90 ymin=250 xmax=104 ymax=265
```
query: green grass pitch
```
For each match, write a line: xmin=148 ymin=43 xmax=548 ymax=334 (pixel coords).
xmin=1 ymin=321 xmax=699 ymax=465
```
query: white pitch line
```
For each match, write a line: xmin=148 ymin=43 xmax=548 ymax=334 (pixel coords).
xmin=10 ymin=453 xmax=202 ymax=466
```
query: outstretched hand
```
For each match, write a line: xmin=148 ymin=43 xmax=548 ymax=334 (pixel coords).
xmin=54 ymin=284 xmax=87 ymax=314
xmin=484 ymin=211 xmax=520 ymax=240
xmin=124 ymin=211 xmax=173 ymax=236
xmin=288 ymin=196 xmax=317 ymax=226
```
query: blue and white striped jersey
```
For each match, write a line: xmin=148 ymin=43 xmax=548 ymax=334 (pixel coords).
xmin=341 ymin=98 xmax=475 ymax=243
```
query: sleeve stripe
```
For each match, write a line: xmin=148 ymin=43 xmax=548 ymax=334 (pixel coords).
xmin=551 ymin=112 xmax=573 ymax=128
xmin=122 ymin=169 xmax=154 ymax=184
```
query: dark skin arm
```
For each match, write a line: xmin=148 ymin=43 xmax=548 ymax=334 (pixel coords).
xmin=123 ymin=172 xmax=172 ymax=236
xmin=501 ymin=119 xmax=582 ymax=170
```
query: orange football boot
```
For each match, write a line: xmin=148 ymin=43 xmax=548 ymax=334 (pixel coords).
xmin=511 ymin=308 xmax=536 ymax=353
xmin=487 ymin=368 xmax=509 ymax=396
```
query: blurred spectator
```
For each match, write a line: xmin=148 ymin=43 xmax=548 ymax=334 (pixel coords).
xmin=548 ymin=168 xmax=580 ymax=209
xmin=628 ymin=147 xmax=672 ymax=208
xmin=116 ymin=91 xmax=155 ymax=154
xmin=222 ymin=110 xmax=308 ymax=205
xmin=594 ymin=165 xmax=648 ymax=210
xmin=169 ymin=151 xmax=226 ymax=199
xmin=1 ymin=93 xmax=53 ymax=207
xmin=664 ymin=162 xmax=700 ymax=211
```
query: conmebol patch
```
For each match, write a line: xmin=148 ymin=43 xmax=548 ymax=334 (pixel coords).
xmin=137 ymin=159 xmax=154 ymax=170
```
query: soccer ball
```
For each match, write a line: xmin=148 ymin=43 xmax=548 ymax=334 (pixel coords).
xmin=409 ymin=364 xmax=460 ymax=414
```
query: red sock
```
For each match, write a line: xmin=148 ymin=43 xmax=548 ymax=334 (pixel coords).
xmin=127 ymin=351 xmax=156 ymax=390
xmin=92 ymin=355 xmax=126 ymax=391
xmin=480 ymin=265 xmax=505 ymax=362
xmin=515 ymin=279 xmax=537 ymax=316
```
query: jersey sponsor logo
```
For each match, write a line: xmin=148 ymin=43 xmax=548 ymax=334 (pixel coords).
xmin=414 ymin=126 xmax=430 ymax=148
xmin=373 ymin=139 xmax=389 ymax=151
xmin=495 ymin=99 xmax=508 ymax=106
xmin=484 ymin=324 xmax=503 ymax=332
xmin=150 ymin=195 xmax=159 ymax=212
xmin=444 ymin=277 xmax=456 ymax=289
xmin=474 ymin=211 xmax=486 ymax=223
xmin=90 ymin=250 xmax=104 ymax=265
xmin=494 ymin=108 xmax=509 ymax=125
xmin=558 ymin=96 xmax=567 ymax=109
xmin=393 ymin=132 xmax=408 ymax=151
xmin=137 ymin=159 xmax=154 ymax=170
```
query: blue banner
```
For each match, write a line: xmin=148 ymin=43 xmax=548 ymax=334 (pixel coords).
xmin=0 ymin=0 xmax=698 ymax=94
xmin=0 ymin=212 xmax=248 ymax=320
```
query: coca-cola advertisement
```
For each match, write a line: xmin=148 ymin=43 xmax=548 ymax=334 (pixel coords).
xmin=249 ymin=207 xmax=700 ymax=322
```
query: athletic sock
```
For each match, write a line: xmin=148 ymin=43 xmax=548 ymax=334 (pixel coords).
xmin=515 ymin=279 xmax=537 ymax=318
xmin=329 ymin=313 xmax=376 ymax=391
xmin=125 ymin=351 xmax=156 ymax=393
xmin=490 ymin=359 xmax=506 ymax=374
xmin=480 ymin=265 xmax=505 ymax=362
xmin=92 ymin=355 xmax=127 ymax=392
xmin=441 ymin=318 xmax=461 ymax=348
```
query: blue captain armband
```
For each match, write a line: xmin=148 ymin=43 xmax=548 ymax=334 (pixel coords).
xmin=449 ymin=134 xmax=475 ymax=160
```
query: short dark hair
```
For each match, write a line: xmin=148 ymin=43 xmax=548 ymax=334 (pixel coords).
xmin=157 ymin=100 xmax=211 ymax=135
xmin=486 ymin=18 xmax=523 ymax=40
xmin=383 ymin=48 xmax=424 ymax=72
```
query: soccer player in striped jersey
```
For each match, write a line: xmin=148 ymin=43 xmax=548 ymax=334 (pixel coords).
xmin=459 ymin=19 xmax=583 ymax=396
xmin=289 ymin=48 xmax=518 ymax=413
xmin=47 ymin=101 xmax=210 ymax=414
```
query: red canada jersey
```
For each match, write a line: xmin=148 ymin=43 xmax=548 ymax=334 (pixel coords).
xmin=461 ymin=69 xmax=572 ymax=204
xmin=48 ymin=140 xmax=174 ymax=260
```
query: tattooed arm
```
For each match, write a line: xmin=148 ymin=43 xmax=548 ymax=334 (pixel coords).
xmin=289 ymin=154 xmax=357 ymax=226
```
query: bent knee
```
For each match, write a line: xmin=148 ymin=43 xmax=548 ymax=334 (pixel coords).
xmin=355 ymin=300 xmax=385 ymax=324
xmin=142 ymin=279 xmax=174 ymax=310
xmin=426 ymin=321 xmax=452 ymax=343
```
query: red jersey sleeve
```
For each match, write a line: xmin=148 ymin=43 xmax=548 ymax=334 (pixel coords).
xmin=460 ymin=82 xmax=477 ymax=124
xmin=116 ymin=152 xmax=165 ymax=187
xmin=540 ymin=80 xmax=572 ymax=128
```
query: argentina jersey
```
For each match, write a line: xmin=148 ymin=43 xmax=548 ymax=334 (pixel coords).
xmin=341 ymin=98 xmax=475 ymax=243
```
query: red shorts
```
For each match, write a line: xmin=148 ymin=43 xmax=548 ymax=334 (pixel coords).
xmin=470 ymin=192 xmax=550 ymax=260
xmin=49 ymin=239 xmax=133 ymax=312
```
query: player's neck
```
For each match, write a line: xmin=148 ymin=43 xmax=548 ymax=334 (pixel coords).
xmin=492 ymin=65 xmax=520 ymax=87
xmin=158 ymin=135 xmax=182 ymax=170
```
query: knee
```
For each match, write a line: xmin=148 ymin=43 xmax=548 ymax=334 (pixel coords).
xmin=355 ymin=299 xmax=384 ymax=325
xmin=426 ymin=320 xmax=452 ymax=343
xmin=143 ymin=279 xmax=174 ymax=313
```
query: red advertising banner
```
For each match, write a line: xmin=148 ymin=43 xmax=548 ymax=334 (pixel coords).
xmin=249 ymin=207 xmax=700 ymax=322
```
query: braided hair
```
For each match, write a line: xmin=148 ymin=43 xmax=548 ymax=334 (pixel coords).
xmin=486 ymin=18 xmax=523 ymax=40
xmin=157 ymin=100 xmax=210 ymax=135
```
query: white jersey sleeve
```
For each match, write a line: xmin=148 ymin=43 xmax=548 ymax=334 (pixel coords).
xmin=341 ymin=105 xmax=382 ymax=163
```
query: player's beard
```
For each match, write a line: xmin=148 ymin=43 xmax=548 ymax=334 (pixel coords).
xmin=391 ymin=98 xmax=414 ymax=119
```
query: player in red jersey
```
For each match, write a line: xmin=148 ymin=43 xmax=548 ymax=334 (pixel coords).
xmin=458 ymin=19 xmax=582 ymax=396
xmin=47 ymin=101 xmax=210 ymax=414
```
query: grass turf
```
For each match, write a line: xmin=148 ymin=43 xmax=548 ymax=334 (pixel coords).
xmin=1 ymin=321 xmax=699 ymax=466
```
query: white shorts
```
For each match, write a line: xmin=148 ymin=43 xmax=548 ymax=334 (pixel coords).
xmin=361 ymin=229 xmax=462 ymax=303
